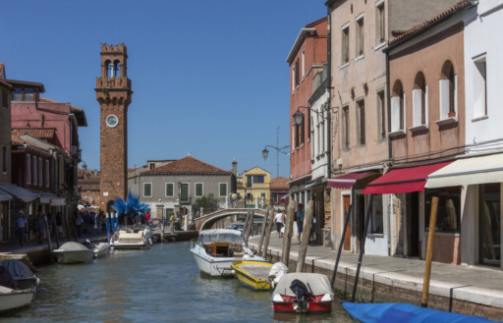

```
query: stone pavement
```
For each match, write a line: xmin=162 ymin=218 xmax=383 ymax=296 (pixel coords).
xmin=250 ymin=234 xmax=503 ymax=309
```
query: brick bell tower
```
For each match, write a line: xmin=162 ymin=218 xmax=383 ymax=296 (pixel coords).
xmin=95 ymin=43 xmax=132 ymax=211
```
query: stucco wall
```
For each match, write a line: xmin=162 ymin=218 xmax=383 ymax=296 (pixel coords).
xmin=389 ymin=22 xmax=465 ymax=162
xmin=464 ymin=2 xmax=503 ymax=153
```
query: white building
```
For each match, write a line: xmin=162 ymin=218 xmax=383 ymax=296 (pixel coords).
xmin=427 ymin=1 xmax=503 ymax=269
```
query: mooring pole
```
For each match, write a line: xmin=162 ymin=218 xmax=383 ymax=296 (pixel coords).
xmin=243 ymin=211 xmax=253 ymax=247
xmin=258 ymin=210 xmax=269 ymax=255
xmin=351 ymin=195 xmax=374 ymax=302
xmin=421 ymin=196 xmax=439 ymax=307
xmin=296 ymin=200 xmax=314 ymax=272
xmin=282 ymin=200 xmax=295 ymax=266
xmin=331 ymin=206 xmax=352 ymax=289
xmin=262 ymin=208 xmax=275 ymax=258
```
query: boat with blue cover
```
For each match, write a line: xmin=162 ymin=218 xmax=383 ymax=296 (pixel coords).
xmin=342 ymin=302 xmax=498 ymax=323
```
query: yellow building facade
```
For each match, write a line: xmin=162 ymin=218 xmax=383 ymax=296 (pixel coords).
xmin=237 ymin=167 xmax=271 ymax=208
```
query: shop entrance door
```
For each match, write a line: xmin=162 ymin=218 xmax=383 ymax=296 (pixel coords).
xmin=343 ymin=195 xmax=351 ymax=251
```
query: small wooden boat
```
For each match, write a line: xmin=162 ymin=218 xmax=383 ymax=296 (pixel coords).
xmin=272 ymin=273 xmax=333 ymax=314
xmin=342 ymin=302 xmax=494 ymax=323
xmin=231 ymin=260 xmax=273 ymax=290
xmin=52 ymin=242 xmax=93 ymax=264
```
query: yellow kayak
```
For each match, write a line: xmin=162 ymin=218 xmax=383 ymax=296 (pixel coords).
xmin=231 ymin=260 xmax=273 ymax=290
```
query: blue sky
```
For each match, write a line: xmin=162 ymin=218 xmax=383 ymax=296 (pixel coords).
xmin=0 ymin=1 xmax=325 ymax=177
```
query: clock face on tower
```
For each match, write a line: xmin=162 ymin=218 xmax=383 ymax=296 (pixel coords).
xmin=105 ymin=114 xmax=119 ymax=128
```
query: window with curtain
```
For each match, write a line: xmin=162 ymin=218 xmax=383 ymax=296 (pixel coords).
xmin=376 ymin=1 xmax=385 ymax=44
xmin=377 ymin=90 xmax=386 ymax=139
xmin=342 ymin=106 xmax=350 ymax=149
xmin=412 ymin=72 xmax=427 ymax=127
xmin=356 ymin=17 xmax=364 ymax=57
xmin=473 ymin=55 xmax=487 ymax=118
xmin=391 ymin=80 xmax=404 ymax=132
xmin=342 ymin=26 xmax=350 ymax=64
xmin=440 ymin=60 xmax=457 ymax=119
xmin=357 ymin=99 xmax=366 ymax=145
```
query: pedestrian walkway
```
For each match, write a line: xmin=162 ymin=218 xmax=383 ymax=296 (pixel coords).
xmin=250 ymin=234 xmax=503 ymax=311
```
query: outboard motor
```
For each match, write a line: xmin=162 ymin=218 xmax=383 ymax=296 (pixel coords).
xmin=268 ymin=262 xmax=288 ymax=288
xmin=289 ymin=279 xmax=312 ymax=313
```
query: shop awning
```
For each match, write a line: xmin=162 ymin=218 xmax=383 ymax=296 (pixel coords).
xmin=363 ymin=162 xmax=451 ymax=195
xmin=0 ymin=183 xmax=39 ymax=203
xmin=327 ymin=171 xmax=379 ymax=190
xmin=426 ymin=153 xmax=503 ymax=189
xmin=50 ymin=198 xmax=66 ymax=206
xmin=39 ymin=192 xmax=57 ymax=204
xmin=0 ymin=191 xmax=12 ymax=202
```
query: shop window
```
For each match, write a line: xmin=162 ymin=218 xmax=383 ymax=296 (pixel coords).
xmin=479 ymin=183 xmax=500 ymax=266
xmin=425 ymin=187 xmax=461 ymax=233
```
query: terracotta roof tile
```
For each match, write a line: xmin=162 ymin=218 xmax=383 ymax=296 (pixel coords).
xmin=388 ymin=0 xmax=473 ymax=48
xmin=13 ymin=128 xmax=56 ymax=139
xmin=143 ymin=156 xmax=231 ymax=176
xmin=270 ymin=177 xmax=289 ymax=190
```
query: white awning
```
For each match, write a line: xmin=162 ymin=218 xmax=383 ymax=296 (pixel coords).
xmin=0 ymin=183 xmax=39 ymax=203
xmin=50 ymin=198 xmax=66 ymax=206
xmin=0 ymin=190 xmax=12 ymax=202
xmin=40 ymin=192 xmax=57 ymax=204
xmin=426 ymin=153 xmax=503 ymax=189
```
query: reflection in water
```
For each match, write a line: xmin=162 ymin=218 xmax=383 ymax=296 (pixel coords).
xmin=1 ymin=242 xmax=353 ymax=322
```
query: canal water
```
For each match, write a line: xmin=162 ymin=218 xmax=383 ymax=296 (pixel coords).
xmin=2 ymin=242 xmax=354 ymax=322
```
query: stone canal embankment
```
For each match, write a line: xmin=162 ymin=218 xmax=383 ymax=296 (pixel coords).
xmin=250 ymin=235 xmax=503 ymax=321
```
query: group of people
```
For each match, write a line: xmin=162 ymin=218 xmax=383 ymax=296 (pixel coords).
xmin=15 ymin=208 xmax=63 ymax=247
xmin=273 ymin=203 xmax=317 ymax=244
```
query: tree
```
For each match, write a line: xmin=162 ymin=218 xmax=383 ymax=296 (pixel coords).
xmin=192 ymin=194 xmax=219 ymax=217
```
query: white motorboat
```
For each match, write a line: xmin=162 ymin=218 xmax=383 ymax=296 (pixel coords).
xmin=190 ymin=229 xmax=264 ymax=277
xmin=110 ymin=225 xmax=153 ymax=250
xmin=0 ymin=285 xmax=34 ymax=313
xmin=52 ymin=241 xmax=93 ymax=264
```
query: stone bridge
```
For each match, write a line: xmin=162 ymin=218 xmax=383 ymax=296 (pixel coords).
xmin=194 ymin=208 xmax=268 ymax=231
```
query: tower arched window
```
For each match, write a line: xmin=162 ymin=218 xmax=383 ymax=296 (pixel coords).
xmin=105 ymin=60 xmax=113 ymax=79
xmin=113 ymin=60 xmax=121 ymax=78
xmin=391 ymin=80 xmax=405 ymax=132
xmin=440 ymin=60 xmax=457 ymax=119
xmin=412 ymin=72 xmax=427 ymax=127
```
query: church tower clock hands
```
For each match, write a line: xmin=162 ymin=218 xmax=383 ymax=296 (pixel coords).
xmin=95 ymin=43 xmax=132 ymax=211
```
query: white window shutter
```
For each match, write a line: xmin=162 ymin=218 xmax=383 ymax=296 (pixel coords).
xmin=454 ymin=74 xmax=458 ymax=116
xmin=391 ymin=96 xmax=400 ymax=132
xmin=412 ymin=89 xmax=422 ymax=127
xmin=425 ymin=85 xmax=429 ymax=125
xmin=403 ymin=93 xmax=407 ymax=130
xmin=439 ymin=79 xmax=449 ymax=119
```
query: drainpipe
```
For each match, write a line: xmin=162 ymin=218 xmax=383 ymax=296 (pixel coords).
xmin=385 ymin=42 xmax=392 ymax=256
xmin=326 ymin=3 xmax=332 ymax=180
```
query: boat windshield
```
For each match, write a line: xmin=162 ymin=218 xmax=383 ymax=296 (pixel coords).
xmin=198 ymin=231 xmax=243 ymax=245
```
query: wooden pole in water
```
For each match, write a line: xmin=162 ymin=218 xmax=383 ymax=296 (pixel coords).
xmin=262 ymin=208 xmax=275 ymax=259
xmin=257 ymin=210 xmax=269 ymax=255
xmin=282 ymin=200 xmax=295 ymax=266
xmin=331 ymin=205 xmax=352 ymax=289
xmin=421 ymin=196 xmax=439 ymax=307
xmin=351 ymin=195 xmax=374 ymax=302
xmin=243 ymin=210 xmax=253 ymax=247
xmin=296 ymin=200 xmax=314 ymax=272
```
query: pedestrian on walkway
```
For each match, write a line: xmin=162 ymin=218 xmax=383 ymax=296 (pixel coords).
xmin=16 ymin=210 xmax=27 ymax=246
xmin=274 ymin=209 xmax=284 ymax=238
xmin=36 ymin=207 xmax=45 ymax=244
xmin=295 ymin=203 xmax=304 ymax=243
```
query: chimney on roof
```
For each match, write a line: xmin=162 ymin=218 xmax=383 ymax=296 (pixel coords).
xmin=232 ymin=160 xmax=238 ymax=176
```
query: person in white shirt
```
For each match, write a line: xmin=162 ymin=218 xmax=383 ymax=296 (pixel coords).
xmin=274 ymin=210 xmax=284 ymax=238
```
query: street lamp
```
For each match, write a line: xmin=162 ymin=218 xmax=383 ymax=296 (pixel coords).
xmin=262 ymin=127 xmax=289 ymax=177
xmin=293 ymin=110 xmax=304 ymax=126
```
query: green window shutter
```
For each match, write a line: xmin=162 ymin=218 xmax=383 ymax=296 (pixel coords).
xmin=180 ymin=183 xmax=189 ymax=202
xmin=196 ymin=183 xmax=203 ymax=197
xmin=219 ymin=183 xmax=227 ymax=197
xmin=166 ymin=183 xmax=174 ymax=196
xmin=144 ymin=183 xmax=151 ymax=197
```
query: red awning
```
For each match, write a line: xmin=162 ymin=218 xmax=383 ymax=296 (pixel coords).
xmin=327 ymin=171 xmax=377 ymax=190
xmin=362 ymin=161 xmax=451 ymax=195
